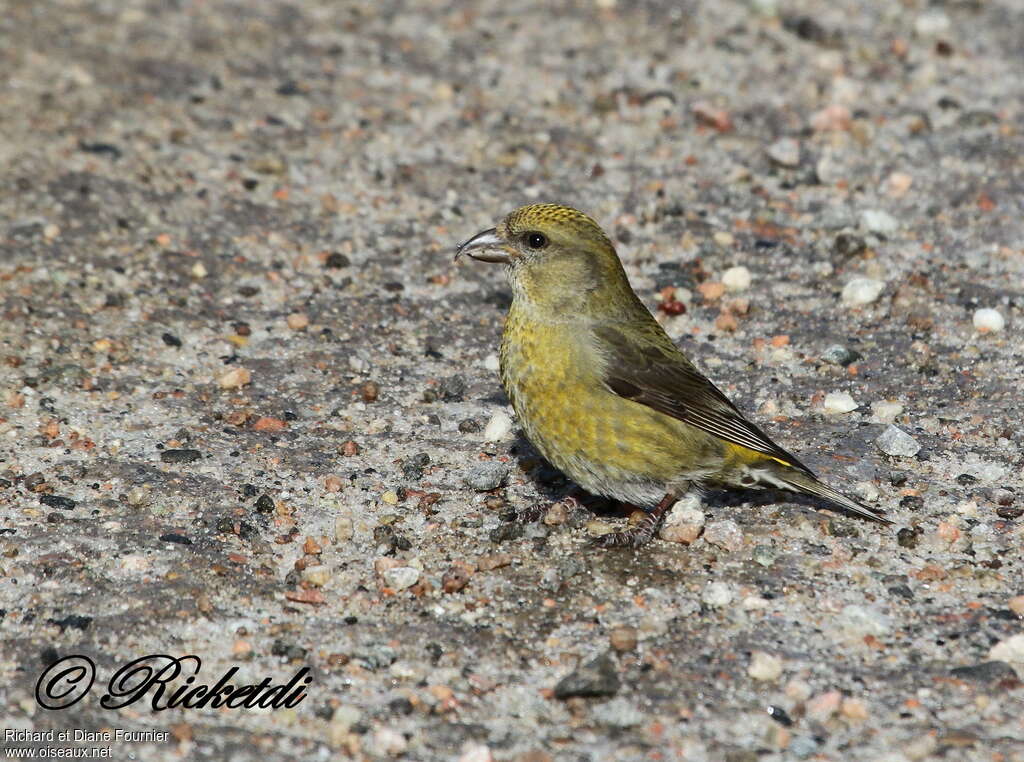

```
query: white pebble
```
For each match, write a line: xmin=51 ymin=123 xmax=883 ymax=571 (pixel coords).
xmin=870 ymin=400 xmax=904 ymax=424
xmin=721 ymin=265 xmax=752 ymax=292
xmin=483 ymin=411 xmax=513 ymax=442
xmin=841 ymin=278 xmax=885 ymax=306
xmin=703 ymin=519 xmax=744 ymax=551
xmin=766 ymin=137 xmax=800 ymax=168
xmin=838 ymin=604 xmax=892 ymax=639
xmin=748 ymin=651 xmax=784 ymax=682
xmin=859 ymin=209 xmax=899 ymax=235
xmin=458 ymin=744 xmax=494 ymax=762
xmin=876 ymin=425 xmax=921 ymax=457
xmin=988 ymin=634 xmax=1024 ymax=676
xmin=973 ymin=308 xmax=1005 ymax=333
xmin=702 ymin=581 xmax=734 ymax=607
xmin=382 ymin=566 xmax=420 ymax=590
xmin=483 ymin=353 xmax=500 ymax=371
xmin=823 ymin=391 xmax=858 ymax=414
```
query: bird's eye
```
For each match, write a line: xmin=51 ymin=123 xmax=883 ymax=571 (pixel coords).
xmin=525 ymin=232 xmax=548 ymax=250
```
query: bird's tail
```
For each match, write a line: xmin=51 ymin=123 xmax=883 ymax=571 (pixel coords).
xmin=755 ymin=464 xmax=893 ymax=525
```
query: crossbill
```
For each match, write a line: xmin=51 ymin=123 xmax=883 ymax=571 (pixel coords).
xmin=457 ymin=203 xmax=891 ymax=547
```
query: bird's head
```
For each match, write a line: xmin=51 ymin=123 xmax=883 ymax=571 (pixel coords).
xmin=456 ymin=203 xmax=639 ymax=317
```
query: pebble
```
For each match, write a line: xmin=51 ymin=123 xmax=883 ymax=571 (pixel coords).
xmin=870 ymin=400 xmax=904 ymax=424
xmin=659 ymin=498 xmax=705 ymax=544
xmin=463 ymin=462 xmax=509 ymax=491
xmin=821 ymin=344 xmax=861 ymax=366
xmin=553 ymin=653 xmax=620 ymax=699
xmin=810 ymin=104 xmax=851 ymax=132
xmin=1009 ymin=595 xmax=1024 ymax=617
xmin=218 ymin=367 xmax=252 ymax=389
xmin=286 ymin=312 xmax=309 ymax=331
xmin=334 ymin=512 xmax=354 ymax=542
xmin=591 ymin=698 xmax=645 ymax=729
xmin=973 ymin=308 xmax=1005 ymax=333
xmin=703 ymin=520 xmax=743 ymax=551
xmin=805 ymin=690 xmax=842 ymax=721
xmin=609 ymin=626 xmax=638 ymax=652
xmin=458 ymin=744 xmax=493 ymax=762
xmin=483 ymin=411 xmax=513 ymax=442
xmin=822 ymin=391 xmax=858 ymax=414
xmin=841 ymin=277 xmax=885 ymax=306
xmin=372 ymin=727 xmax=407 ymax=756
xmin=766 ymin=137 xmax=800 ymax=167
xmin=301 ymin=565 xmax=331 ymax=587
xmin=950 ymin=661 xmax=1018 ymax=684
xmin=988 ymin=634 xmax=1024 ymax=675
xmin=838 ymin=604 xmax=892 ymax=639
xmin=701 ymin=581 xmax=734 ymax=607
xmin=442 ymin=565 xmax=471 ymax=594
xmin=748 ymin=651 xmax=783 ymax=682
xmin=841 ymin=697 xmax=869 ymax=720
xmin=483 ymin=353 xmax=500 ymax=371
xmin=329 ymin=705 xmax=362 ymax=745
xmin=160 ymin=449 xmax=201 ymax=464
xmin=876 ymin=425 xmax=921 ymax=457
xmin=586 ymin=519 xmax=616 ymax=538
xmin=752 ymin=544 xmax=776 ymax=567
xmin=721 ymin=265 xmax=752 ymax=292
xmin=859 ymin=209 xmax=899 ymax=235
xmin=382 ymin=566 xmax=420 ymax=591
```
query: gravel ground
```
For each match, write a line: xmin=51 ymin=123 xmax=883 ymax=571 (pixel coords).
xmin=1 ymin=1 xmax=1023 ymax=760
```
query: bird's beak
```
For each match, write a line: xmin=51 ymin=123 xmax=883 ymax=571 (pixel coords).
xmin=454 ymin=227 xmax=512 ymax=264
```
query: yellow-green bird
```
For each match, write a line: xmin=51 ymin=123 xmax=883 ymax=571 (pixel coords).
xmin=456 ymin=203 xmax=891 ymax=547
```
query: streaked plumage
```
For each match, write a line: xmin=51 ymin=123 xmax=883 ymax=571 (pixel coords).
xmin=457 ymin=203 xmax=891 ymax=547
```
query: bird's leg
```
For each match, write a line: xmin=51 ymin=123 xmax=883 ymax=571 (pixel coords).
xmin=501 ymin=487 xmax=590 ymax=524
xmin=593 ymin=493 xmax=676 ymax=549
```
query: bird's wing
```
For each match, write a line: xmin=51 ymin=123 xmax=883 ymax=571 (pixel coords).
xmin=594 ymin=323 xmax=813 ymax=475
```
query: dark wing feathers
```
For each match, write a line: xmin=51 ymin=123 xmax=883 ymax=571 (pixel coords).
xmin=595 ymin=324 xmax=813 ymax=475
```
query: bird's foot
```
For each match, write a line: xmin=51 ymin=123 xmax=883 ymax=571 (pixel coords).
xmin=590 ymin=494 xmax=675 ymax=549
xmin=500 ymin=495 xmax=588 ymax=524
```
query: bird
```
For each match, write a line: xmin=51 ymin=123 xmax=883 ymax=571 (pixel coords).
xmin=456 ymin=203 xmax=891 ymax=547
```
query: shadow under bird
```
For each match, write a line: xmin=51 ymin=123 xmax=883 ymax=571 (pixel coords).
xmin=456 ymin=203 xmax=892 ymax=548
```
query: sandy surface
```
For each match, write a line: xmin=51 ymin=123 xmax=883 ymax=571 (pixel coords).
xmin=1 ymin=1 xmax=1022 ymax=760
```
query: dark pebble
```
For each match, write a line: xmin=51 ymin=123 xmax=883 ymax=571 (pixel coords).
xmin=997 ymin=506 xmax=1023 ymax=520
xmin=78 ymin=140 xmax=122 ymax=159
xmin=821 ymin=345 xmax=862 ymax=366
xmin=24 ymin=473 xmax=46 ymax=490
xmin=238 ymin=285 xmax=260 ymax=297
xmin=899 ymin=495 xmax=925 ymax=511
xmin=458 ymin=418 xmax=482 ymax=433
xmin=325 ymin=252 xmax=350 ymax=268
xmin=39 ymin=495 xmax=76 ymax=511
xmin=767 ymin=705 xmax=794 ymax=727
xmin=950 ymin=661 xmax=1018 ymax=684
xmin=160 ymin=449 xmax=201 ymax=463
xmin=833 ymin=233 xmax=867 ymax=258
xmin=271 ymin=639 xmax=308 ymax=660
xmin=889 ymin=472 xmax=909 ymax=487
xmin=888 ymin=584 xmax=914 ymax=600
xmin=159 ymin=533 xmax=193 ymax=545
xmin=402 ymin=453 xmax=431 ymax=481
xmin=275 ymin=80 xmax=304 ymax=96
xmin=489 ymin=522 xmax=525 ymax=544
xmin=161 ymin=332 xmax=182 ymax=347
xmin=553 ymin=652 xmax=620 ymax=700
xmin=956 ymin=474 xmax=978 ymax=485
xmin=255 ymin=494 xmax=275 ymax=514
xmin=0 ymin=478 xmax=10 ymax=489
xmin=48 ymin=614 xmax=93 ymax=631
xmin=896 ymin=527 xmax=921 ymax=549
xmin=389 ymin=697 xmax=414 ymax=715
xmin=242 ymin=483 xmax=258 ymax=498
xmin=440 ymin=376 xmax=466 ymax=402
